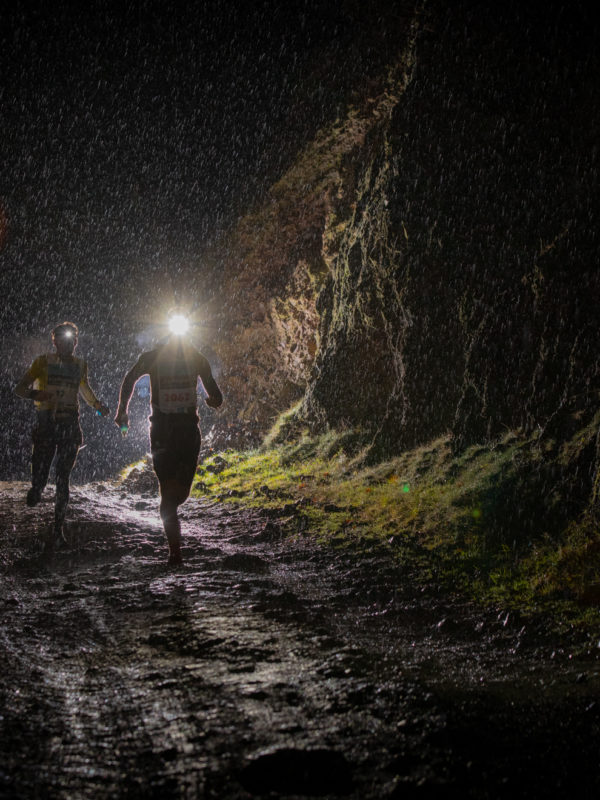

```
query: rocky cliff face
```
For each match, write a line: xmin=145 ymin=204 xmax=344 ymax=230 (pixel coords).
xmin=208 ymin=0 xmax=599 ymax=479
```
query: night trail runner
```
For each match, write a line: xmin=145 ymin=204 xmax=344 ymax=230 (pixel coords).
xmin=14 ymin=321 xmax=110 ymax=543
xmin=115 ymin=312 xmax=223 ymax=566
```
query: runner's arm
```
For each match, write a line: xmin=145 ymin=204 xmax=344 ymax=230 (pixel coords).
xmin=115 ymin=354 xmax=149 ymax=424
xmin=79 ymin=362 xmax=109 ymax=415
xmin=198 ymin=356 xmax=223 ymax=408
xmin=14 ymin=357 xmax=51 ymax=401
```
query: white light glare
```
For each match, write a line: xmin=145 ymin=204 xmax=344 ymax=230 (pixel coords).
xmin=168 ymin=313 xmax=190 ymax=336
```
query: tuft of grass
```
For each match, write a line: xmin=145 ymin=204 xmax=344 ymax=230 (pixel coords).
xmin=119 ymin=458 xmax=149 ymax=482
xmin=261 ymin=401 xmax=307 ymax=449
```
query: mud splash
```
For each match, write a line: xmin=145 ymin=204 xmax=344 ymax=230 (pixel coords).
xmin=1 ymin=481 xmax=599 ymax=798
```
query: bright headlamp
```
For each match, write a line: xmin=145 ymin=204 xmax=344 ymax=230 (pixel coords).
xmin=168 ymin=313 xmax=190 ymax=336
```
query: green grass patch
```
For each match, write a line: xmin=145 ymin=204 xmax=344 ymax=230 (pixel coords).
xmin=189 ymin=415 xmax=600 ymax=632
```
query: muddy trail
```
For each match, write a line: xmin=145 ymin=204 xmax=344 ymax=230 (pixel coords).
xmin=1 ymin=481 xmax=599 ymax=799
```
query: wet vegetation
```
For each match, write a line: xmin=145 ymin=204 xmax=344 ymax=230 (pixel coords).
xmin=187 ymin=405 xmax=600 ymax=635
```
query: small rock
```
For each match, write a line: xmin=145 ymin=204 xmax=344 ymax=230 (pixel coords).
xmin=297 ymin=515 xmax=309 ymax=532
xmin=205 ymin=456 xmax=228 ymax=474
xmin=255 ymin=521 xmax=281 ymax=542
xmin=247 ymin=689 xmax=269 ymax=700
xmin=221 ymin=553 xmax=269 ymax=573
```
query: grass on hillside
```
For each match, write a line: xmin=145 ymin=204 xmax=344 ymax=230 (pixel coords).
xmin=190 ymin=418 xmax=600 ymax=633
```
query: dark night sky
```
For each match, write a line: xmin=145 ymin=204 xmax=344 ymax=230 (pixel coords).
xmin=2 ymin=1 xmax=349 ymax=327
xmin=0 ymin=0 xmax=407 ymax=479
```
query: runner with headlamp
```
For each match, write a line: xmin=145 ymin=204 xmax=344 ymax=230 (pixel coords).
xmin=15 ymin=321 xmax=110 ymax=543
xmin=115 ymin=312 xmax=223 ymax=566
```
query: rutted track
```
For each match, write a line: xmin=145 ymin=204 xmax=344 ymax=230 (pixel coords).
xmin=1 ymin=481 xmax=599 ymax=799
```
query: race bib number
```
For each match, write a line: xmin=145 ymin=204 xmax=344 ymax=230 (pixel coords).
xmin=157 ymin=375 xmax=197 ymax=413
xmin=158 ymin=387 xmax=196 ymax=413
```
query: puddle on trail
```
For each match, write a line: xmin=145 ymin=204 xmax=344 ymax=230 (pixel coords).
xmin=1 ymin=481 xmax=599 ymax=798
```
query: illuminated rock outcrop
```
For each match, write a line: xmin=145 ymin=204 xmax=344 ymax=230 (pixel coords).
xmin=210 ymin=0 xmax=599 ymax=479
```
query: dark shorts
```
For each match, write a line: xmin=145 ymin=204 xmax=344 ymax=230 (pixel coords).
xmin=33 ymin=410 xmax=83 ymax=449
xmin=149 ymin=413 xmax=200 ymax=488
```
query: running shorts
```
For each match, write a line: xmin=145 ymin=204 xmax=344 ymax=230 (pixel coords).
xmin=149 ymin=412 xmax=200 ymax=487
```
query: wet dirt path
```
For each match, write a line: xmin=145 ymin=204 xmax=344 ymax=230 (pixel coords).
xmin=1 ymin=481 xmax=599 ymax=799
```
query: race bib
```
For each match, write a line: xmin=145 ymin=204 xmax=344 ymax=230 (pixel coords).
xmin=46 ymin=361 xmax=81 ymax=410
xmin=157 ymin=377 xmax=197 ymax=414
